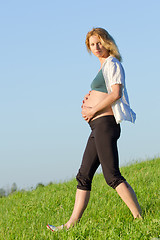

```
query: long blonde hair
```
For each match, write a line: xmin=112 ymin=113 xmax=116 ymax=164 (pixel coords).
xmin=85 ymin=27 xmax=122 ymax=62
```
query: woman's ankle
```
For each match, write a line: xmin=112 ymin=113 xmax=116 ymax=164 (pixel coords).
xmin=134 ymin=213 xmax=142 ymax=219
xmin=65 ymin=218 xmax=79 ymax=229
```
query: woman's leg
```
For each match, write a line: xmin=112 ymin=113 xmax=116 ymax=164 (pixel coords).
xmin=116 ymin=182 xmax=142 ymax=218
xmin=94 ymin=116 xmax=142 ymax=218
xmin=64 ymin=130 xmax=99 ymax=229
xmin=65 ymin=189 xmax=90 ymax=229
xmin=64 ymin=182 xmax=142 ymax=228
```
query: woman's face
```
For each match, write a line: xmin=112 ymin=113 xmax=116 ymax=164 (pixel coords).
xmin=89 ymin=35 xmax=109 ymax=59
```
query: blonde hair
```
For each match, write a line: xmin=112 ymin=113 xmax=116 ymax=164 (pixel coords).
xmin=85 ymin=27 xmax=122 ymax=62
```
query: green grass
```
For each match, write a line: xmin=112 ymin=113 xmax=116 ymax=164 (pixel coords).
xmin=0 ymin=158 xmax=160 ymax=240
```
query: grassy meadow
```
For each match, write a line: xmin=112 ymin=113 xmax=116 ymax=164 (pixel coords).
xmin=0 ymin=158 xmax=160 ymax=240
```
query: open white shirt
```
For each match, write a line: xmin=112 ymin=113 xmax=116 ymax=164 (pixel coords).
xmin=102 ymin=56 xmax=136 ymax=124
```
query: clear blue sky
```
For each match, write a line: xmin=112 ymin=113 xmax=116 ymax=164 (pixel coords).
xmin=0 ymin=0 xmax=160 ymax=190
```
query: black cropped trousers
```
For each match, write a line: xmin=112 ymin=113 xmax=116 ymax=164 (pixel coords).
xmin=76 ymin=115 xmax=126 ymax=191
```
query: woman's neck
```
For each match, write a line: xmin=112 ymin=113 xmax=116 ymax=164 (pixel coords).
xmin=99 ymin=55 xmax=110 ymax=68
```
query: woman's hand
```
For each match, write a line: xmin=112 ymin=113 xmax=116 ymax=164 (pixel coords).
xmin=81 ymin=106 xmax=95 ymax=122
xmin=81 ymin=91 xmax=95 ymax=122
xmin=81 ymin=91 xmax=91 ymax=108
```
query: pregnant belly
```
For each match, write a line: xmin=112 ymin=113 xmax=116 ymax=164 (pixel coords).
xmin=83 ymin=90 xmax=113 ymax=120
xmin=84 ymin=93 xmax=100 ymax=107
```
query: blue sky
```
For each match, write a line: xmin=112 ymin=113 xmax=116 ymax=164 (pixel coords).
xmin=0 ymin=0 xmax=160 ymax=190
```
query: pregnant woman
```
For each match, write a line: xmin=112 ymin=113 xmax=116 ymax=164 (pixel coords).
xmin=47 ymin=27 xmax=142 ymax=232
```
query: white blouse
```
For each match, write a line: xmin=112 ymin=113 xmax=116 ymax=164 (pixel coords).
xmin=102 ymin=56 xmax=136 ymax=124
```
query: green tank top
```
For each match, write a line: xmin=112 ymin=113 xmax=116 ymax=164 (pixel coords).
xmin=91 ymin=69 xmax=108 ymax=93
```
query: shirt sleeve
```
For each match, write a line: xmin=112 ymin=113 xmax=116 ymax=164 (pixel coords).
xmin=108 ymin=59 xmax=125 ymax=86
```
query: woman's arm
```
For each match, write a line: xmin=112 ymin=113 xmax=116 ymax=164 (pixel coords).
xmin=81 ymin=84 xmax=122 ymax=122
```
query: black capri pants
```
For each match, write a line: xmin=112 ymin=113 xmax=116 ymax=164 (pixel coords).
xmin=76 ymin=115 xmax=126 ymax=191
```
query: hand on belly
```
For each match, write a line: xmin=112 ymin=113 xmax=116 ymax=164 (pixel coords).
xmin=81 ymin=90 xmax=113 ymax=121
xmin=81 ymin=105 xmax=94 ymax=123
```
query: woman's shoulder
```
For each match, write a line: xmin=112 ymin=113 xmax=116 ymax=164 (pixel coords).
xmin=103 ymin=56 xmax=122 ymax=67
xmin=102 ymin=56 xmax=124 ymax=76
